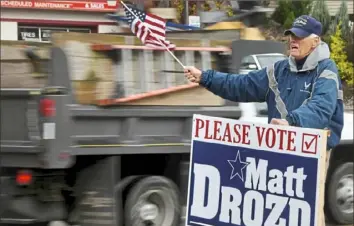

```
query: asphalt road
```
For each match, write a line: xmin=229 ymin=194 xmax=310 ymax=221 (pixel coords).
xmin=40 ymin=221 xmax=352 ymax=226
xmin=23 ymin=223 xmax=353 ymax=226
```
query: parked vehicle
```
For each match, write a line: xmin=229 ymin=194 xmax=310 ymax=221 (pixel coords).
xmin=238 ymin=53 xmax=287 ymax=75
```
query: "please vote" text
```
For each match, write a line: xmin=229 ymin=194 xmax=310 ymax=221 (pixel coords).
xmin=194 ymin=118 xmax=297 ymax=151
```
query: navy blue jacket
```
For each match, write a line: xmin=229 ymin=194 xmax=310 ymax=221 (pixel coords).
xmin=200 ymin=42 xmax=344 ymax=150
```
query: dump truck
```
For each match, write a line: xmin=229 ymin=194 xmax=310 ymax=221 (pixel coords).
xmin=0 ymin=33 xmax=353 ymax=226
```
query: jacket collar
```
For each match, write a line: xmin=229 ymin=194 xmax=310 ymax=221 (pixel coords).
xmin=288 ymin=41 xmax=330 ymax=72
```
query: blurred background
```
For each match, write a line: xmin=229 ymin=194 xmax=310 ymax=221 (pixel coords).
xmin=1 ymin=0 xmax=353 ymax=106
xmin=0 ymin=1 xmax=353 ymax=226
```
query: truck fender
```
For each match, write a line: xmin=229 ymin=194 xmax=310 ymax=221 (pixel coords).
xmin=113 ymin=175 xmax=145 ymax=194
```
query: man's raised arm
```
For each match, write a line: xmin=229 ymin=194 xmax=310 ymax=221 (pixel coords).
xmin=184 ymin=66 xmax=269 ymax=103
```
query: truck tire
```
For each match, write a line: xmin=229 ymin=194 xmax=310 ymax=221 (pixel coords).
xmin=124 ymin=176 xmax=181 ymax=226
xmin=327 ymin=162 xmax=354 ymax=224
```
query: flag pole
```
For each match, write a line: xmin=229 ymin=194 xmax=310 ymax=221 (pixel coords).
xmin=120 ymin=1 xmax=185 ymax=69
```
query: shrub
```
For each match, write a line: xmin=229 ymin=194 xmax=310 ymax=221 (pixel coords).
xmin=330 ymin=23 xmax=354 ymax=86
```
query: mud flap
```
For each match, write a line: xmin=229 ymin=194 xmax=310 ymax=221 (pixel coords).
xmin=70 ymin=156 xmax=123 ymax=226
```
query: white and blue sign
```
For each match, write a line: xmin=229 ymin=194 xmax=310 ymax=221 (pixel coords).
xmin=186 ymin=114 xmax=327 ymax=226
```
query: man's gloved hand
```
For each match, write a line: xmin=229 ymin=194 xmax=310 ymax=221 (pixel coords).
xmin=184 ymin=66 xmax=202 ymax=83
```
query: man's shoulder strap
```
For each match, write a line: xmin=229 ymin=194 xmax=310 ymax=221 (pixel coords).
xmin=266 ymin=64 xmax=288 ymax=120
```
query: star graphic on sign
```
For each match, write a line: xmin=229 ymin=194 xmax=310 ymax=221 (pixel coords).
xmin=228 ymin=150 xmax=250 ymax=182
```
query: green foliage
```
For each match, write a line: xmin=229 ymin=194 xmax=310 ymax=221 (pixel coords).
xmin=330 ymin=23 xmax=354 ymax=86
xmin=188 ymin=0 xmax=234 ymax=17
xmin=328 ymin=0 xmax=354 ymax=68
xmin=291 ymin=1 xmax=312 ymax=17
xmin=172 ymin=0 xmax=184 ymax=22
xmin=329 ymin=0 xmax=351 ymax=40
xmin=271 ymin=0 xmax=291 ymax=26
xmin=346 ymin=28 xmax=354 ymax=64
xmin=272 ymin=0 xmax=312 ymax=28
xmin=310 ymin=0 xmax=331 ymax=35
xmin=284 ymin=11 xmax=295 ymax=28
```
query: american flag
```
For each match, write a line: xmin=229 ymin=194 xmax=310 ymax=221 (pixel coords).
xmin=124 ymin=5 xmax=175 ymax=50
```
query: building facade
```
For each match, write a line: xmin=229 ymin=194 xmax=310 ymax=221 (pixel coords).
xmin=268 ymin=0 xmax=354 ymax=17
xmin=0 ymin=0 xmax=124 ymax=42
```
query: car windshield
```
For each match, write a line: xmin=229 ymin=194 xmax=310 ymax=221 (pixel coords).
xmin=256 ymin=55 xmax=287 ymax=68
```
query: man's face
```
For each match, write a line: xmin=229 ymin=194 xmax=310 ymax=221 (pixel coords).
xmin=289 ymin=34 xmax=320 ymax=60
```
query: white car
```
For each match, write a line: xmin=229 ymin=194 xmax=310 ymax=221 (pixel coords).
xmin=238 ymin=53 xmax=287 ymax=75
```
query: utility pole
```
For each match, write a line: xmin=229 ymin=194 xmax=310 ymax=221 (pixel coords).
xmin=183 ymin=0 xmax=189 ymax=25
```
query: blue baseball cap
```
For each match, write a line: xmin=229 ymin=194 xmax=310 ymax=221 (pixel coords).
xmin=284 ymin=15 xmax=322 ymax=38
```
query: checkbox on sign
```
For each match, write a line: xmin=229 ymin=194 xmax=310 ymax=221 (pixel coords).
xmin=301 ymin=133 xmax=318 ymax=154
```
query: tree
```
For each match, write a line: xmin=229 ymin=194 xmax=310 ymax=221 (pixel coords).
xmin=330 ymin=0 xmax=351 ymax=40
xmin=330 ymin=23 xmax=354 ymax=86
xmin=205 ymin=0 xmax=229 ymax=11
xmin=347 ymin=25 xmax=354 ymax=64
xmin=291 ymin=1 xmax=312 ymax=18
xmin=272 ymin=0 xmax=295 ymax=28
xmin=328 ymin=1 xmax=354 ymax=77
xmin=310 ymin=0 xmax=331 ymax=35
xmin=172 ymin=0 xmax=184 ymax=22
xmin=272 ymin=0 xmax=312 ymax=28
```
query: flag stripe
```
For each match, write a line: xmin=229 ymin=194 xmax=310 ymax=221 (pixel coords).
xmin=140 ymin=25 xmax=149 ymax=42
xmin=144 ymin=27 xmax=164 ymax=40
xmin=136 ymin=21 xmax=145 ymax=40
xmin=145 ymin=15 xmax=166 ymax=39
xmin=145 ymin=39 xmax=175 ymax=49
xmin=145 ymin=14 xmax=166 ymax=28
xmin=145 ymin=21 xmax=165 ymax=36
xmin=146 ymin=13 xmax=166 ymax=26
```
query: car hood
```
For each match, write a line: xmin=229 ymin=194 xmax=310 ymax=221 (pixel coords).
xmin=342 ymin=112 xmax=353 ymax=141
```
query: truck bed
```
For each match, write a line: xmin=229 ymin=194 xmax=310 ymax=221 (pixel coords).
xmin=69 ymin=105 xmax=242 ymax=155
xmin=0 ymin=89 xmax=243 ymax=167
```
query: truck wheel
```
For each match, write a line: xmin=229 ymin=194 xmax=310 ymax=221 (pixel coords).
xmin=327 ymin=162 xmax=354 ymax=224
xmin=124 ymin=176 xmax=181 ymax=226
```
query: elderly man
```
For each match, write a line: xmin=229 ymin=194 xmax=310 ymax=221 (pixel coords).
xmin=184 ymin=15 xmax=344 ymax=224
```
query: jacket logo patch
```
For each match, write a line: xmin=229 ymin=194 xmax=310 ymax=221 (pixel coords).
xmin=300 ymin=82 xmax=311 ymax=93
xmin=304 ymin=82 xmax=311 ymax=90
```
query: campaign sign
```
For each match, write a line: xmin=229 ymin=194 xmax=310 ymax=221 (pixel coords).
xmin=185 ymin=114 xmax=328 ymax=226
